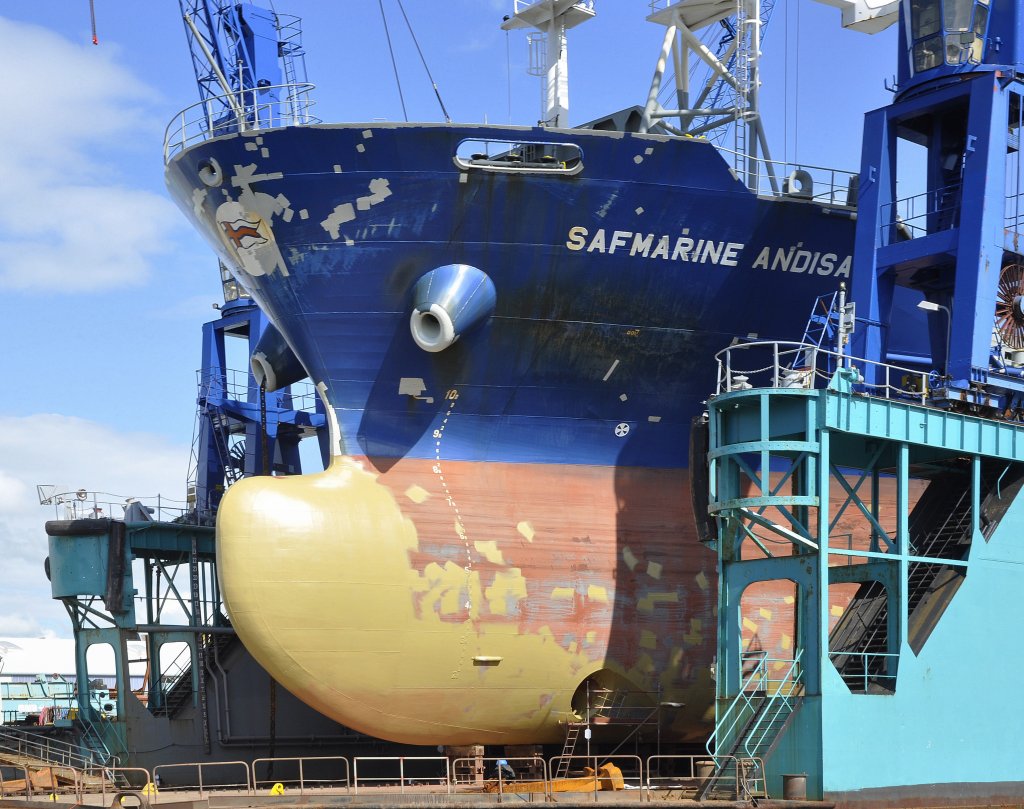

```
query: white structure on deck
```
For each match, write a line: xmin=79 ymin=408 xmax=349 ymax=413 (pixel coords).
xmin=502 ymin=0 xmax=596 ymax=127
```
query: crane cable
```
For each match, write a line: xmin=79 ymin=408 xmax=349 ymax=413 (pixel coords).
xmin=89 ymin=0 xmax=98 ymax=45
xmin=379 ymin=0 xmax=409 ymax=122
xmin=395 ymin=0 xmax=451 ymax=123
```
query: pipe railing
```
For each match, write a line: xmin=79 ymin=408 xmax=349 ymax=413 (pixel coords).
xmin=715 ymin=340 xmax=931 ymax=404
xmin=164 ymin=82 xmax=318 ymax=162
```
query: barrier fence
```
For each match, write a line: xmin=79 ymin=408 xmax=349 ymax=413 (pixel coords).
xmin=0 ymin=753 xmax=767 ymax=801
xmin=251 ymin=755 xmax=350 ymax=794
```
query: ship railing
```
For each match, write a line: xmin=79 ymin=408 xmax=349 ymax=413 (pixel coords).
xmin=880 ymin=182 xmax=962 ymax=244
xmin=352 ymin=756 xmax=450 ymax=794
xmin=714 ymin=340 xmax=931 ymax=405
xmin=36 ymin=486 xmax=191 ymax=523
xmin=646 ymin=754 xmax=763 ymax=800
xmin=514 ymin=0 xmax=593 ymax=12
xmin=715 ymin=147 xmax=858 ymax=206
xmin=152 ymin=761 xmax=251 ymax=797
xmin=197 ymin=369 xmax=321 ymax=415
xmin=251 ymin=756 xmax=350 ymax=795
xmin=164 ymin=83 xmax=319 ymax=162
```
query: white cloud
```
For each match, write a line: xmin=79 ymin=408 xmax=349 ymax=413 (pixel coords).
xmin=0 ymin=414 xmax=190 ymax=637
xmin=0 ymin=16 xmax=182 ymax=292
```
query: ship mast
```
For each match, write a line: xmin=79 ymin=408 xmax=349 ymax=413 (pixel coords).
xmin=640 ymin=0 xmax=773 ymax=187
xmin=502 ymin=0 xmax=597 ymax=127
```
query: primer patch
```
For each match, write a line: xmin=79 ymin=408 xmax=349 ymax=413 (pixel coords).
xmin=474 ymin=540 xmax=504 ymax=565
xmin=516 ymin=521 xmax=535 ymax=542
xmin=647 ymin=561 xmax=663 ymax=580
xmin=587 ymin=585 xmax=608 ymax=603
xmin=551 ymin=587 xmax=575 ymax=601
xmin=622 ymin=547 xmax=639 ymax=571
xmin=404 ymin=485 xmax=430 ymax=504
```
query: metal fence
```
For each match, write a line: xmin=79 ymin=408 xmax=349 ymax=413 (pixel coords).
xmin=0 ymin=753 xmax=777 ymax=802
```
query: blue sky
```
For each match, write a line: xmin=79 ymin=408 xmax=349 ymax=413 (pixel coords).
xmin=0 ymin=0 xmax=895 ymax=637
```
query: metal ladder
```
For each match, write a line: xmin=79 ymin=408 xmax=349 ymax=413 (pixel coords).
xmin=554 ymin=687 xmax=617 ymax=778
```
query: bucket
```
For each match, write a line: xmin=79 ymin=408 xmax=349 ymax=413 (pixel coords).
xmin=782 ymin=773 xmax=807 ymax=800
xmin=695 ymin=759 xmax=715 ymax=780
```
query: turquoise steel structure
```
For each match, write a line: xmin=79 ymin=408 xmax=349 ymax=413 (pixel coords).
xmin=706 ymin=355 xmax=1024 ymax=801
xmin=702 ymin=0 xmax=1024 ymax=796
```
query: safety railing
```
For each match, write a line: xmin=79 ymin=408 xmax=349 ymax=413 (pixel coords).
xmin=197 ymin=369 xmax=321 ymax=414
xmin=716 ymin=147 xmax=858 ymax=206
xmin=880 ymin=182 xmax=962 ymax=244
xmin=829 ymin=650 xmax=900 ymax=693
xmin=164 ymin=82 xmax=318 ymax=162
xmin=738 ymin=654 xmax=803 ymax=760
xmin=352 ymin=756 xmax=450 ymax=794
xmin=37 ymin=486 xmax=191 ymax=523
xmin=451 ymin=756 xmax=548 ymax=801
xmin=714 ymin=340 xmax=931 ymax=404
xmin=707 ymin=651 xmax=802 ymax=761
xmin=251 ymin=756 xmax=350 ymax=794
xmin=8 ymin=754 xmax=803 ymax=801
xmin=545 ymin=754 xmax=644 ymax=802
xmin=152 ymin=761 xmax=251 ymax=796
xmin=0 ymin=726 xmax=96 ymax=772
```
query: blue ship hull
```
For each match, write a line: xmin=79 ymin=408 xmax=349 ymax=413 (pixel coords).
xmin=168 ymin=123 xmax=856 ymax=468
xmin=165 ymin=122 xmax=873 ymax=745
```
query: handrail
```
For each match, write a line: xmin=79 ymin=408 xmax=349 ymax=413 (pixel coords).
xmin=740 ymin=655 xmax=803 ymax=758
xmin=707 ymin=650 xmax=803 ymax=758
xmin=829 ymin=650 xmax=899 ymax=692
xmin=251 ymin=756 xmax=350 ymax=794
xmin=715 ymin=146 xmax=857 ymax=204
xmin=0 ymin=726 xmax=95 ymax=772
xmin=164 ymin=82 xmax=318 ymax=162
xmin=714 ymin=339 xmax=931 ymax=404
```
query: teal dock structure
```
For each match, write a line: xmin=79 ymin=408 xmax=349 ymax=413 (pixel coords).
xmin=703 ymin=345 xmax=1024 ymax=804
xmin=37 ymin=299 xmax=335 ymax=774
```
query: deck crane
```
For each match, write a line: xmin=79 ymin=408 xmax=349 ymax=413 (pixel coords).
xmin=174 ymin=2 xmax=326 ymax=519
xmin=177 ymin=0 xmax=313 ymax=134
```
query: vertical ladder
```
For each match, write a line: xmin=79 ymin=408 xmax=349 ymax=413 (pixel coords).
xmin=189 ymin=537 xmax=211 ymax=754
xmin=555 ymin=724 xmax=582 ymax=778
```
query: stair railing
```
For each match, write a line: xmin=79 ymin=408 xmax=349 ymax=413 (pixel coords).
xmin=740 ymin=653 xmax=803 ymax=758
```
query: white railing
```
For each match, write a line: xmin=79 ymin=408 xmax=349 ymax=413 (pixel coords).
xmin=714 ymin=340 xmax=930 ymax=404
xmin=716 ymin=148 xmax=858 ymax=206
xmin=36 ymin=487 xmax=190 ymax=523
xmin=164 ymin=83 xmax=318 ymax=162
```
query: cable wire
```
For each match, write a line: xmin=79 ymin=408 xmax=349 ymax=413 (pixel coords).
xmin=379 ymin=0 xmax=409 ymax=122
xmin=395 ymin=0 xmax=451 ymax=122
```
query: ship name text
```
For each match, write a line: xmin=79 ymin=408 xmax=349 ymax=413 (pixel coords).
xmin=564 ymin=226 xmax=851 ymax=277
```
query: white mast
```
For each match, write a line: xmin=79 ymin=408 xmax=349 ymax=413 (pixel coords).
xmin=502 ymin=1 xmax=596 ymax=127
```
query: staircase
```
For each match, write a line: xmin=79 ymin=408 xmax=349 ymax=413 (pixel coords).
xmin=829 ymin=467 xmax=976 ymax=690
xmin=0 ymin=726 xmax=116 ymax=790
xmin=699 ymin=653 xmax=802 ymax=800
xmin=793 ymin=291 xmax=841 ymax=376
xmin=152 ymin=630 xmax=237 ymax=718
